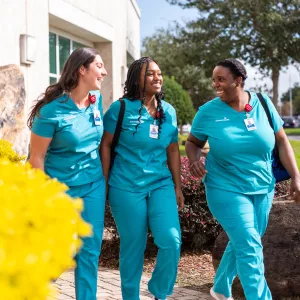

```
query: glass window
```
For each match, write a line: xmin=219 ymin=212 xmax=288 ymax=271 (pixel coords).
xmin=49 ymin=77 xmax=57 ymax=85
xmin=59 ymin=36 xmax=71 ymax=73
xmin=49 ymin=33 xmax=57 ymax=74
xmin=73 ymin=41 xmax=86 ymax=51
xmin=49 ymin=32 xmax=89 ymax=84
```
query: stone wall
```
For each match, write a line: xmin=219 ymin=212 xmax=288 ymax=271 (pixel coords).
xmin=0 ymin=64 xmax=29 ymax=156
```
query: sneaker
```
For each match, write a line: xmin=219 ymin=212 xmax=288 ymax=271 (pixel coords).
xmin=210 ymin=287 xmax=234 ymax=300
xmin=152 ymin=296 xmax=166 ymax=300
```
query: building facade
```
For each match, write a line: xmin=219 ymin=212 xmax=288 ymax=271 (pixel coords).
xmin=0 ymin=0 xmax=141 ymax=153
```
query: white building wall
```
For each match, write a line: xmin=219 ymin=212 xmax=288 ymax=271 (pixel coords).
xmin=127 ymin=0 xmax=141 ymax=61
xmin=63 ymin=0 xmax=114 ymax=29
xmin=0 ymin=0 xmax=140 ymax=153
xmin=0 ymin=0 xmax=49 ymax=117
xmin=111 ymin=0 xmax=128 ymax=101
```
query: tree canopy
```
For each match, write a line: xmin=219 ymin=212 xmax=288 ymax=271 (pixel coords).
xmin=166 ymin=0 xmax=300 ymax=106
xmin=143 ymin=28 xmax=215 ymax=108
xmin=281 ymin=84 xmax=300 ymax=115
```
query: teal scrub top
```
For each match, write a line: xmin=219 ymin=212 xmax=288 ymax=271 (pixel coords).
xmin=191 ymin=91 xmax=284 ymax=194
xmin=31 ymin=90 xmax=104 ymax=186
xmin=103 ymin=98 xmax=178 ymax=192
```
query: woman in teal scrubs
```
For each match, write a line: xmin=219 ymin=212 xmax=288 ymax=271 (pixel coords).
xmin=100 ymin=57 xmax=184 ymax=300
xmin=28 ymin=47 xmax=107 ymax=300
xmin=186 ymin=58 xmax=300 ymax=300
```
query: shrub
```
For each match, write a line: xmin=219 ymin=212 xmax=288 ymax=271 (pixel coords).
xmin=0 ymin=140 xmax=26 ymax=162
xmin=103 ymin=156 xmax=221 ymax=252
xmin=104 ymin=155 xmax=288 ymax=253
xmin=179 ymin=157 xmax=222 ymax=250
xmin=0 ymin=140 xmax=91 ymax=300
xmin=163 ymin=76 xmax=195 ymax=126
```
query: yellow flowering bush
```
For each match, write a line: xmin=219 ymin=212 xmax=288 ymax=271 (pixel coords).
xmin=0 ymin=140 xmax=26 ymax=162
xmin=0 ymin=141 xmax=92 ymax=300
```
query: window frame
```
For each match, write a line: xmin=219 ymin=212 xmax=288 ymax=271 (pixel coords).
xmin=49 ymin=28 xmax=94 ymax=83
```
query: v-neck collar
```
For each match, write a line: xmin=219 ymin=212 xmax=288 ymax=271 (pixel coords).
xmin=136 ymin=99 xmax=156 ymax=119
xmin=62 ymin=94 xmax=91 ymax=113
xmin=221 ymin=91 xmax=253 ymax=114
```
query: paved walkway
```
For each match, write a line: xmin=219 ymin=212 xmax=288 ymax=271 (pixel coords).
xmin=50 ymin=268 xmax=211 ymax=300
xmin=288 ymin=135 xmax=300 ymax=140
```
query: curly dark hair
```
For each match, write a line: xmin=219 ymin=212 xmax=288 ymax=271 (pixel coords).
xmin=122 ymin=57 xmax=165 ymax=135
xmin=216 ymin=58 xmax=247 ymax=87
xmin=27 ymin=47 xmax=100 ymax=128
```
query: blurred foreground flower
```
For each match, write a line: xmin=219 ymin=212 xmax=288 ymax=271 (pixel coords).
xmin=0 ymin=140 xmax=26 ymax=162
xmin=0 ymin=140 xmax=92 ymax=300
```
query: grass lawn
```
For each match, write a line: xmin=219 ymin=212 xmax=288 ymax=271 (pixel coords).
xmin=179 ymin=138 xmax=300 ymax=169
xmin=289 ymin=140 xmax=300 ymax=168
xmin=179 ymin=145 xmax=186 ymax=156
xmin=284 ymin=128 xmax=300 ymax=135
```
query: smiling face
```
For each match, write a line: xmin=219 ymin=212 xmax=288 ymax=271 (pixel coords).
xmin=212 ymin=66 xmax=243 ymax=102
xmin=80 ymin=55 xmax=107 ymax=90
xmin=139 ymin=61 xmax=163 ymax=97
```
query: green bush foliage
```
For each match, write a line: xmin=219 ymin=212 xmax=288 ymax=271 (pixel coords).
xmin=163 ymin=76 xmax=195 ymax=126
xmin=104 ymin=156 xmax=222 ymax=251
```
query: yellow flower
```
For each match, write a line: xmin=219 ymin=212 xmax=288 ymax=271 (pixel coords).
xmin=0 ymin=140 xmax=92 ymax=300
xmin=0 ymin=140 xmax=26 ymax=163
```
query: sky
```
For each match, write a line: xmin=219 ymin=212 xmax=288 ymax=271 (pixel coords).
xmin=136 ymin=0 xmax=300 ymax=102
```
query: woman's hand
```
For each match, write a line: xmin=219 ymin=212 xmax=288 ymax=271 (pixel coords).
xmin=189 ymin=158 xmax=207 ymax=178
xmin=290 ymin=174 xmax=300 ymax=203
xmin=175 ymin=186 xmax=184 ymax=210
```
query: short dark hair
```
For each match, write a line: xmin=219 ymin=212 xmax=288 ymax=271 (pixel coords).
xmin=216 ymin=58 xmax=247 ymax=87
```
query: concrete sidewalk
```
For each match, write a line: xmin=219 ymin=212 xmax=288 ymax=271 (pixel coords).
xmin=50 ymin=268 xmax=212 ymax=300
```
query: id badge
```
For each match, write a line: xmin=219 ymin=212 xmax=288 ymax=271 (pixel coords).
xmin=149 ymin=124 xmax=159 ymax=139
xmin=244 ymin=118 xmax=257 ymax=131
xmin=93 ymin=109 xmax=102 ymax=126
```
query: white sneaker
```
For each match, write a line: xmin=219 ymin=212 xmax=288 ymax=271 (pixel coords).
xmin=210 ymin=287 xmax=234 ymax=300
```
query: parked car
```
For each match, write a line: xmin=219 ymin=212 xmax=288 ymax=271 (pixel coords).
xmin=282 ymin=116 xmax=299 ymax=128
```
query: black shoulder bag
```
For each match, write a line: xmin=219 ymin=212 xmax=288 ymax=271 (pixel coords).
xmin=257 ymin=93 xmax=290 ymax=182
xmin=110 ymin=99 xmax=125 ymax=170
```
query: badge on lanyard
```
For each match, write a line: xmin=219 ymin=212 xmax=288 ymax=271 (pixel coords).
xmin=149 ymin=120 xmax=159 ymax=139
xmin=93 ymin=109 xmax=102 ymax=126
xmin=244 ymin=117 xmax=257 ymax=131
xmin=244 ymin=103 xmax=256 ymax=131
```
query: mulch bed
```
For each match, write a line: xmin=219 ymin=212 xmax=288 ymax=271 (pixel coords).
xmin=100 ymin=236 xmax=215 ymax=294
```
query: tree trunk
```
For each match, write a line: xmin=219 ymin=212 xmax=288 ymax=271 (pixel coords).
xmin=271 ymin=67 xmax=280 ymax=110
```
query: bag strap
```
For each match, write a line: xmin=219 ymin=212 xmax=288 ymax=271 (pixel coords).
xmin=257 ymin=93 xmax=274 ymax=130
xmin=110 ymin=99 xmax=125 ymax=168
xmin=257 ymin=92 xmax=280 ymax=157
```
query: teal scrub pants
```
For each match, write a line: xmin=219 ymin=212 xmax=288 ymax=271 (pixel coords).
xmin=67 ymin=178 xmax=106 ymax=300
xmin=109 ymin=184 xmax=181 ymax=300
xmin=206 ymin=187 xmax=274 ymax=300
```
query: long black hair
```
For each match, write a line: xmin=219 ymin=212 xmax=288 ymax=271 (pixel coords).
xmin=122 ymin=57 xmax=165 ymax=135
xmin=27 ymin=47 xmax=100 ymax=128
xmin=216 ymin=58 xmax=247 ymax=87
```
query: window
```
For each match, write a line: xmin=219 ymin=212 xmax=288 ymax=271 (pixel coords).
xmin=49 ymin=32 xmax=90 ymax=84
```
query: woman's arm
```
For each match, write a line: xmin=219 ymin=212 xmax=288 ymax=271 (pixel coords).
xmin=29 ymin=132 xmax=52 ymax=171
xmin=99 ymin=131 xmax=114 ymax=182
xmin=276 ymin=128 xmax=300 ymax=202
xmin=167 ymin=142 xmax=184 ymax=209
xmin=167 ymin=142 xmax=181 ymax=188
xmin=185 ymin=133 xmax=207 ymax=178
